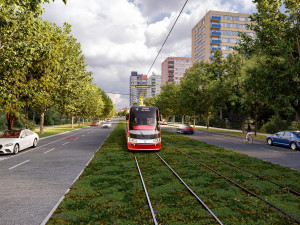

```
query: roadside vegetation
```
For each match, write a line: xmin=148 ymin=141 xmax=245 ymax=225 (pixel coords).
xmin=47 ymin=121 xmax=300 ymax=224
xmin=37 ymin=123 xmax=90 ymax=138
xmin=0 ymin=0 xmax=115 ymax=134
xmin=144 ymin=0 xmax=300 ymax=136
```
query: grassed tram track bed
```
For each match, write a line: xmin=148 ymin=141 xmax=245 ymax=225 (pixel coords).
xmin=47 ymin=122 xmax=300 ymax=224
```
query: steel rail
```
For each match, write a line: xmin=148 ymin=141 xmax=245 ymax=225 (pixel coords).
xmin=169 ymin=139 xmax=300 ymax=196
xmin=134 ymin=154 xmax=158 ymax=225
xmin=156 ymin=153 xmax=224 ymax=225
xmin=164 ymin=141 xmax=300 ymax=224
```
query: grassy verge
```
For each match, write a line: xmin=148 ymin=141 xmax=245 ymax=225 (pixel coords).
xmin=167 ymin=123 xmax=267 ymax=141
xmin=35 ymin=124 xmax=90 ymax=138
xmin=47 ymin=121 xmax=300 ymax=224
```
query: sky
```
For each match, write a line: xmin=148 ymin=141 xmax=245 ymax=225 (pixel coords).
xmin=42 ymin=0 xmax=257 ymax=110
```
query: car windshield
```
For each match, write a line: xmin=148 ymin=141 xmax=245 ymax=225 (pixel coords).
xmin=0 ymin=130 xmax=21 ymax=138
xmin=293 ymin=132 xmax=300 ymax=138
xmin=181 ymin=125 xmax=191 ymax=128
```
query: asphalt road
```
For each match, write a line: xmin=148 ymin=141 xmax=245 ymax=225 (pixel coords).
xmin=0 ymin=123 xmax=115 ymax=225
xmin=162 ymin=125 xmax=300 ymax=171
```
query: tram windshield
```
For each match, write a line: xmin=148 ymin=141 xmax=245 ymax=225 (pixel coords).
xmin=129 ymin=106 xmax=160 ymax=139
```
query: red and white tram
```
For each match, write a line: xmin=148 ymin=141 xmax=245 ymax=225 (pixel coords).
xmin=126 ymin=106 xmax=161 ymax=151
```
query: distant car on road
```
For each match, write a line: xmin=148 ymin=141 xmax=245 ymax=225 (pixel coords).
xmin=91 ymin=121 xmax=100 ymax=126
xmin=176 ymin=124 xmax=194 ymax=134
xmin=102 ymin=122 xmax=112 ymax=128
xmin=0 ymin=129 xmax=39 ymax=154
xmin=266 ymin=131 xmax=300 ymax=150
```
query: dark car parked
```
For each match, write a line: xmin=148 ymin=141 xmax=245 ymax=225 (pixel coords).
xmin=266 ymin=131 xmax=300 ymax=150
xmin=176 ymin=124 xmax=194 ymax=134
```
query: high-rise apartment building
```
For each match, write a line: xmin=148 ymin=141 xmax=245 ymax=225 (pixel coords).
xmin=129 ymin=72 xmax=161 ymax=106
xmin=161 ymin=57 xmax=192 ymax=85
xmin=192 ymin=10 xmax=256 ymax=63
xmin=129 ymin=71 xmax=148 ymax=106
xmin=147 ymin=74 xmax=161 ymax=97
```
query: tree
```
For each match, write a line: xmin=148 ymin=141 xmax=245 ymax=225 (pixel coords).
xmin=237 ymin=0 xmax=300 ymax=121
xmin=0 ymin=3 xmax=39 ymax=130
xmin=155 ymin=82 xmax=180 ymax=123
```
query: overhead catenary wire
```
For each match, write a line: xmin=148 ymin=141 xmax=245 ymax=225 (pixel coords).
xmin=146 ymin=0 xmax=190 ymax=76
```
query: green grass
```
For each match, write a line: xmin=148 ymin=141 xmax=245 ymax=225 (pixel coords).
xmin=35 ymin=124 xmax=90 ymax=138
xmin=47 ymin=121 xmax=300 ymax=224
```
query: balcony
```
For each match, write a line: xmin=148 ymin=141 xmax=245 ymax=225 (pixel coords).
xmin=211 ymin=23 xmax=221 ymax=29
xmin=168 ymin=73 xmax=174 ymax=77
xmin=211 ymin=39 xmax=221 ymax=44
xmin=211 ymin=47 xmax=221 ymax=51
xmin=211 ymin=16 xmax=221 ymax=21
xmin=168 ymin=78 xmax=175 ymax=82
xmin=211 ymin=31 xmax=221 ymax=36
xmin=168 ymin=64 xmax=174 ymax=68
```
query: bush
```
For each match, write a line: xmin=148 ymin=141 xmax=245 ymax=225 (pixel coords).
xmin=0 ymin=112 xmax=6 ymax=130
xmin=290 ymin=121 xmax=300 ymax=130
xmin=261 ymin=115 xmax=289 ymax=134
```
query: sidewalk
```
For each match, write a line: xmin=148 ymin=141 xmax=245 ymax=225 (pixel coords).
xmin=193 ymin=125 xmax=270 ymax=136
xmin=166 ymin=123 xmax=270 ymax=140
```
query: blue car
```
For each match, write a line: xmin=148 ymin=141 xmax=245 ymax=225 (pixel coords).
xmin=266 ymin=131 xmax=300 ymax=150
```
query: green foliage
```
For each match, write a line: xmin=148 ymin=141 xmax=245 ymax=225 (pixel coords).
xmin=261 ymin=115 xmax=290 ymax=133
xmin=0 ymin=1 xmax=115 ymax=131
xmin=237 ymin=0 xmax=300 ymax=121
xmin=155 ymin=82 xmax=180 ymax=118
xmin=0 ymin=112 xmax=6 ymax=130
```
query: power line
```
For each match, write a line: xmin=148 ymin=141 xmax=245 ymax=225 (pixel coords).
xmin=146 ymin=0 xmax=190 ymax=76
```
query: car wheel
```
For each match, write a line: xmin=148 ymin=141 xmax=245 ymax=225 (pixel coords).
xmin=290 ymin=142 xmax=297 ymax=151
xmin=267 ymin=138 xmax=273 ymax=146
xmin=180 ymin=130 xmax=183 ymax=134
xmin=13 ymin=144 xmax=19 ymax=154
xmin=32 ymin=138 xmax=38 ymax=148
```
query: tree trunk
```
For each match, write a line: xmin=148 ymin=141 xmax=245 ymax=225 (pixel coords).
xmin=182 ymin=115 xmax=184 ymax=124
xmin=7 ymin=112 xmax=15 ymax=130
xmin=295 ymin=100 xmax=300 ymax=122
xmin=220 ymin=108 xmax=223 ymax=119
xmin=83 ymin=118 xmax=85 ymax=125
xmin=25 ymin=105 xmax=29 ymax=129
xmin=254 ymin=113 xmax=257 ymax=136
xmin=173 ymin=116 xmax=175 ymax=124
xmin=40 ymin=111 xmax=45 ymax=135
xmin=78 ymin=117 xmax=81 ymax=126
xmin=242 ymin=119 xmax=245 ymax=134
xmin=193 ymin=116 xmax=196 ymax=128
xmin=32 ymin=112 xmax=35 ymax=124
xmin=71 ymin=116 xmax=74 ymax=128
xmin=206 ymin=114 xmax=209 ymax=129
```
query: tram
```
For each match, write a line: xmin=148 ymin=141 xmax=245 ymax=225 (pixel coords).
xmin=126 ymin=106 xmax=161 ymax=151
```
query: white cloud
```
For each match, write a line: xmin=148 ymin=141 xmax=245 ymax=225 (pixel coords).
xmin=42 ymin=0 xmax=256 ymax=110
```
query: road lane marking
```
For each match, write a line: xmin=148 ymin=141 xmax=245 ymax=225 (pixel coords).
xmin=41 ymin=131 xmax=112 ymax=225
xmin=9 ymin=160 xmax=30 ymax=170
xmin=0 ymin=129 xmax=90 ymax=162
xmin=44 ymin=148 xmax=56 ymax=154
xmin=62 ymin=142 xmax=70 ymax=146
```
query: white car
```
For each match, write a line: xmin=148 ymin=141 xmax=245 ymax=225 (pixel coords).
xmin=0 ymin=129 xmax=39 ymax=154
xmin=102 ymin=122 xmax=112 ymax=128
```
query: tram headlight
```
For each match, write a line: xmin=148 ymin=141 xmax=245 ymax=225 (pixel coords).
xmin=128 ymin=137 xmax=137 ymax=143
xmin=153 ymin=138 xmax=161 ymax=143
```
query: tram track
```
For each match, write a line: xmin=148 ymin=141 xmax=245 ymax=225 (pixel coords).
xmin=166 ymin=139 xmax=300 ymax=196
xmin=134 ymin=153 xmax=223 ymax=225
xmin=162 ymin=140 xmax=300 ymax=224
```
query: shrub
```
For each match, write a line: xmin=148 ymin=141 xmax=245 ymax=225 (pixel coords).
xmin=261 ymin=115 xmax=289 ymax=134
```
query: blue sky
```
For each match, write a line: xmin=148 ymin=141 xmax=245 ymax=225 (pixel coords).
xmin=43 ymin=0 xmax=257 ymax=110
